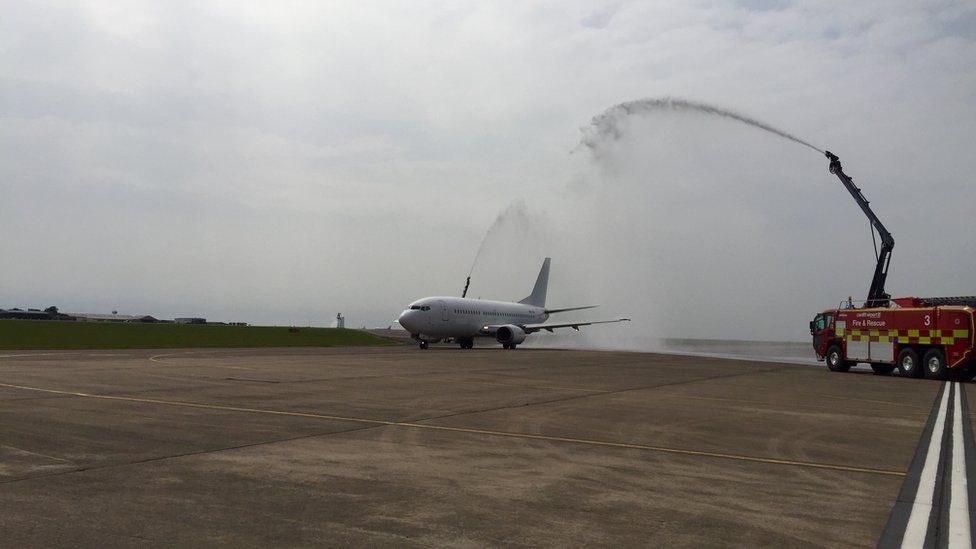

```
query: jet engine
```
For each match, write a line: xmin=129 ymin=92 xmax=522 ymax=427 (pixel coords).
xmin=495 ymin=325 xmax=526 ymax=346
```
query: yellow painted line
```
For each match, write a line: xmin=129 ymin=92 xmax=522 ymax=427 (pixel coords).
xmin=149 ymin=352 xmax=210 ymax=363
xmin=0 ymin=381 xmax=378 ymax=424
xmin=149 ymin=352 xmax=256 ymax=371
xmin=208 ymin=365 xmax=258 ymax=371
xmin=390 ymin=375 xmax=610 ymax=394
xmin=0 ymin=381 xmax=905 ymax=478
xmin=651 ymin=392 xmax=931 ymax=412
xmin=393 ymin=422 xmax=906 ymax=477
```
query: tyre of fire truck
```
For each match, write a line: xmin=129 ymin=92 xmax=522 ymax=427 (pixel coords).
xmin=922 ymin=349 xmax=947 ymax=380
xmin=825 ymin=345 xmax=851 ymax=372
xmin=871 ymin=364 xmax=896 ymax=375
xmin=897 ymin=348 xmax=924 ymax=378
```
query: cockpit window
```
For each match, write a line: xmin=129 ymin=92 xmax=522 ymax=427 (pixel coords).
xmin=410 ymin=305 xmax=421 ymax=310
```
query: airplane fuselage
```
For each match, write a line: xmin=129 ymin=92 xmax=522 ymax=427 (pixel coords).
xmin=396 ymin=257 xmax=628 ymax=350
xmin=398 ymin=297 xmax=547 ymax=340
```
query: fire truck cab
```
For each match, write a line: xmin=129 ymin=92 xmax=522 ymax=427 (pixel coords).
xmin=811 ymin=299 xmax=976 ymax=380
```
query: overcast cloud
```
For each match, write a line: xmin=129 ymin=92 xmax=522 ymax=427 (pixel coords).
xmin=2 ymin=1 xmax=974 ymax=344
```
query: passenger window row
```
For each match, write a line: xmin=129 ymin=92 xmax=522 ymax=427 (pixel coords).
xmin=451 ymin=309 xmax=535 ymax=319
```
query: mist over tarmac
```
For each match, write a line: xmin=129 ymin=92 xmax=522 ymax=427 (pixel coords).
xmin=2 ymin=2 xmax=975 ymax=342
xmin=468 ymin=107 xmax=831 ymax=347
xmin=470 ymin=100 xmax=975 ymax=346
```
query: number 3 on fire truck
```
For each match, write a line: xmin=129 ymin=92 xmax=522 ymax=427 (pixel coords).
xmin=924 ymin=315 xmax=931 ymax=326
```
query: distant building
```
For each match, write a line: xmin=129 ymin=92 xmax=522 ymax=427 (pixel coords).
xmin=1 ymin=308 xmax=74 ymax=321
xmin=126 ymin=316 xmax=159 ymax=323
xmin=174 ymin=317 xmax=206 ymax=324
xmin=0 ymin=309 xmax=51 ymax=320
xmin=70 ymin=313 xmax=137 ymax=323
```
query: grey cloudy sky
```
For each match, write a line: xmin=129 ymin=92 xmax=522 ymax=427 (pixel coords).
xmin=2 ymin=1 xmax=974 ymax=344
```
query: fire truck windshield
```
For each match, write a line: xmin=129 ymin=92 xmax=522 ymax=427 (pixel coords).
xmin=811 ymin=314 xmax=826 ymax=333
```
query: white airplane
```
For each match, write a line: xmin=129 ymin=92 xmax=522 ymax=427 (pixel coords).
xmin=397 ymin=258 xmax=630 ymax=350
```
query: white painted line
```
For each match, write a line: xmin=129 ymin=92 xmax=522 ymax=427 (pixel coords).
xmin=0 ymin=353 xmax=71 ymax=358
xmin=0 ymin=443 xmax=71 ymax=463
xmin=949 ymin=382 xmax=972 ymax=549
xmin=902 ymin=384 xmax=951 ymax=548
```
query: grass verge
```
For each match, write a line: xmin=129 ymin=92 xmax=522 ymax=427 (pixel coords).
xmin=0 ymin=320 xmax=395 ymax=350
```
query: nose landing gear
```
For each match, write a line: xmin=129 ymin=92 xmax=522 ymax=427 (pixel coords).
xmin=411 ymin=334 xmax=429 ymax=350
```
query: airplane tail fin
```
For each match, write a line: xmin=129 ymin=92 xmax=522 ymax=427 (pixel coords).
xmin=519 ymin=257 xmax=550 ymax=307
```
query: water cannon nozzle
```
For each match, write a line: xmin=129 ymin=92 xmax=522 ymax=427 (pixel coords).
xmin=825 ymin=150 xmax=841 ymax=174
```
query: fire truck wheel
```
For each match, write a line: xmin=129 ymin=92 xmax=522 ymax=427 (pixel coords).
xmin=922 ymin=349 xmax=948 ymax=380
xmin=825 ymin=345 xmax=850 ymax=372
xmin=871 ymin=364 xmax=896 ymax=375
xmin=897 ymin=348 xmax=923 ymax=378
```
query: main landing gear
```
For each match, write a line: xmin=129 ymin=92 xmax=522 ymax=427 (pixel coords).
xmin=502 ymin=343 xmax=517 ymax=350
xmin=458 ymin=338 xmax=474 ymax=349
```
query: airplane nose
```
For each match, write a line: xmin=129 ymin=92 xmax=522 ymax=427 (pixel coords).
xmin=398 ymin=310 xmax=417 ymax=331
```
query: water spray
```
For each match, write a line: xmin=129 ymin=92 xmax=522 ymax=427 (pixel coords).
xmin=581 ymin=96 xmax=823 ymax=155
xmin=461 ymin=201 xmax=531 ymax=298
xmin=461 ymin=241 xmax=486 ymax=297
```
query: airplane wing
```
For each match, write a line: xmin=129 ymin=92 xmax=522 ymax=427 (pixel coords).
xmin=544 ymin=305 xmax=598 ymax=314
xmin=523 ymin=318 xmax=631 ymax=333
xmin=480 ymin=318 xmax=630 ymax=335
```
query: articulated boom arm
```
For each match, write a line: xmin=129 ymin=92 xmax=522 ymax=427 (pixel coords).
xmin=825 ymin=151 xmax=894 ymax=308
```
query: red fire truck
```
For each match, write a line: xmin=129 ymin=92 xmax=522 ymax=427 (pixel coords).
xmin=812 ymin=298 xmax=976 ymax=379
xmin=809 ymin=153 xmax=976 ymax=380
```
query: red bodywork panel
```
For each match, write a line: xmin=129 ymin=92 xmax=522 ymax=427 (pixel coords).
xmin=813 ymin=305 xmax=975 ymax=368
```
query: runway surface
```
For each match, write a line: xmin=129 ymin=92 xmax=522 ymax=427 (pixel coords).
xmin=1 ymin=346 xmax=973 ymax=547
